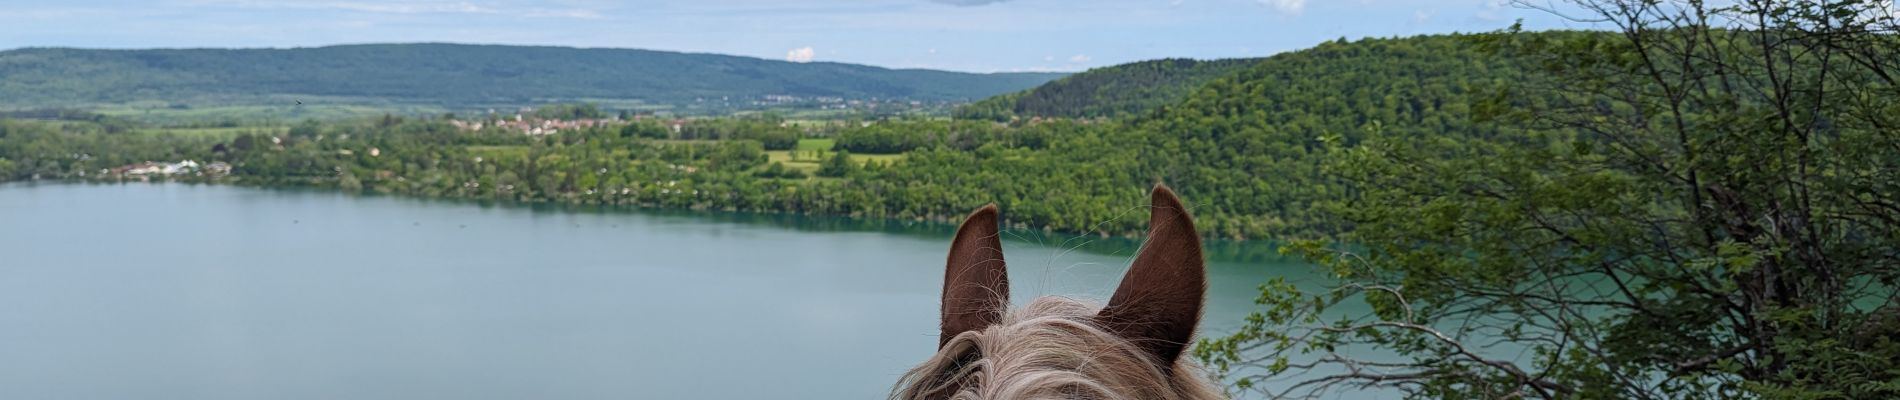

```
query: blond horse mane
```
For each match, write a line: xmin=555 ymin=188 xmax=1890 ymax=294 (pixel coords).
xmin=894 ymin=185 xmax=1224 ymax=400
xmin=893 ymin=296 xmax=1224 ymax=400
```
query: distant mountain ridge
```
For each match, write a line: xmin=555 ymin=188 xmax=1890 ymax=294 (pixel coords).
xmin=0 ymin=43 xmax=1067 ymax=108
xmin=956 ymin=57 xmax=1261 ymax=120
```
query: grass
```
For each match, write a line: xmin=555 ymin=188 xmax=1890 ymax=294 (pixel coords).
xmin=795 ymin=138 xmax=834 ymax=151
xmin=764 ymin=146 xmax=905 ymax=172
xmin=651 ymin=138 xmax=898 ymax=170
xmin=766 ymin=151 xmax=822 ymax=172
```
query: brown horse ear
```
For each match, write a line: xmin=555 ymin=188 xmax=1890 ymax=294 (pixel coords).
xmin=941 ymin=205 xmax=1009 ymax=348
xmin=1098 ymin=185 xmax=1206 ymax=366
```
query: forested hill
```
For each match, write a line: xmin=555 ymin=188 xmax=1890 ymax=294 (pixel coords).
xmin=0 ymin=43 xmax=1066 ymax=107
xmin=821 ymin=33 xmax=1542 ymax=237
xmin=868 ymin=33 xmax=1546 ymax=237
xmin=1123 ymin=34 xmax=1533 ymax=236
xmin=955 ymin=57 xmax=1260 ymax=120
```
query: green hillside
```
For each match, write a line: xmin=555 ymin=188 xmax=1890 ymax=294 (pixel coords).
xmin=0 ymin=34 xmax=1531 ymax=238
xmin=1127 ymin=34 xmax=1536 ymax=235
xmin=0 ymin=43 xmax=1066 ymax=108
xmin=896 ymin=34 xmax=1533 ymax=237
xmin=956 ymin=57 xmax=1260 ymax=120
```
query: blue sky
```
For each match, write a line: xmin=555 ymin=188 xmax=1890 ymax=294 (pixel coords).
xmin=0 ymin=0 xmax=1592 ymax=72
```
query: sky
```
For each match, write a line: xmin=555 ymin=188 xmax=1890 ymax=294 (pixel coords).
xmin=0 ymin=0 xmax=1593 ymax=73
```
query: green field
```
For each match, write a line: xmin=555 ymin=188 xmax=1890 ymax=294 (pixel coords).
xmin=642 ymin=138 xmax=902 ymax=171
xmin=765 ymin=146 xmax=903 ymax=172
xmin=766 ymin=151 xmax=822 ymax=172
xmin=795 ymin=138 xmax=834 ymax=151
xmin=854 ymin=153 xmax=906 ymax=163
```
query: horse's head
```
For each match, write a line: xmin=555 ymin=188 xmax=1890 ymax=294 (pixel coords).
xmin=895 ymin=185 xmax=1223 ymax=400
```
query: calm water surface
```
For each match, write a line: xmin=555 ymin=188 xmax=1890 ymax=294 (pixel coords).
xmin=0 ymin=183 xmax=1327 ymax=399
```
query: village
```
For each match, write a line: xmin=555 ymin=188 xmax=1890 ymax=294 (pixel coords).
xmin=107 ymin=160 xmax=231 ymax=179
xmin=91 ymin=97 xmax=932 ymax=181
xmin=447 ymin=113 xmax=636 ymax=136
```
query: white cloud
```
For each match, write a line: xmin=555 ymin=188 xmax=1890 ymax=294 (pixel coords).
xmin=1068 ymin=54 xmax=1091 ymax=63
xmin=1414 ymin=9 xmax=1434 ymax=23
xmin=1043 ymin=55 xmax=1055 ymax=62
xmin=1257 ymin=0 xmax=1304 ymax=15
xmin=786 ymin=46 xmax=816 ymax=63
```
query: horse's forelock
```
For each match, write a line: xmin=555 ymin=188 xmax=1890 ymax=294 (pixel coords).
xmin=894 ymin=296 xmax=1224 ymax=400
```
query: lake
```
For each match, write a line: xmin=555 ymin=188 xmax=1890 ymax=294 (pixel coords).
xmin=0 ymin=182 xmax=1325 ymax=399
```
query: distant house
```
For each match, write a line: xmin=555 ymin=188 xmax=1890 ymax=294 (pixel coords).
xmin=160 ymin=160 xmax=199 ymax=174
xmin=448 ymin=116 xmax=609 ymax=136
xmin=117 ymin=162 xmax=162 ymax=175
xmin=115 ymin=160 xmax=209 ymax=177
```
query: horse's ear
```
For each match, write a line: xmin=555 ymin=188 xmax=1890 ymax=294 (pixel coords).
xmin=1098 ymin=185 xmax=1206 ymax=366
xmin=941 ymin=205 xmax=1009 ymax=348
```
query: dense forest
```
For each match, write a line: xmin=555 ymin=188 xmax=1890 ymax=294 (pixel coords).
xmin=956 ymin=57 xmax=1260 ymax=120
xmin=0 ymin=43 xmax=1065 ymax=108
xmin=1193 ymin=2 xmax=1900 ymax=399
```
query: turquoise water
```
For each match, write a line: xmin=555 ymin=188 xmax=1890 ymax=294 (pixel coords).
xmin=0 ymin=182 xmax=1325 ymax=399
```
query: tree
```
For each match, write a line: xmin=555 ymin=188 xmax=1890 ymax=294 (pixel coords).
xmin=231 ymin=134 xmax=258 ymax=152
xmin=816 ymin=150 xmax=855 ymax=177
xmin=338 ymin=172 xmax=363 ymax=192
xmin=289 ymin=119 xmax=322 ymax=138
xmin=620 ymin=121 xmax=669 ymax=139
xmin=753 ymin=162 xmax=807 ymax=179
xmin=704 ymin=141 xmax=767 ymax=172
xmin=1198 ymin=1 xmax=1900 ymax=399
xmin=533 ymin=103 xmax=605 ymax=120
